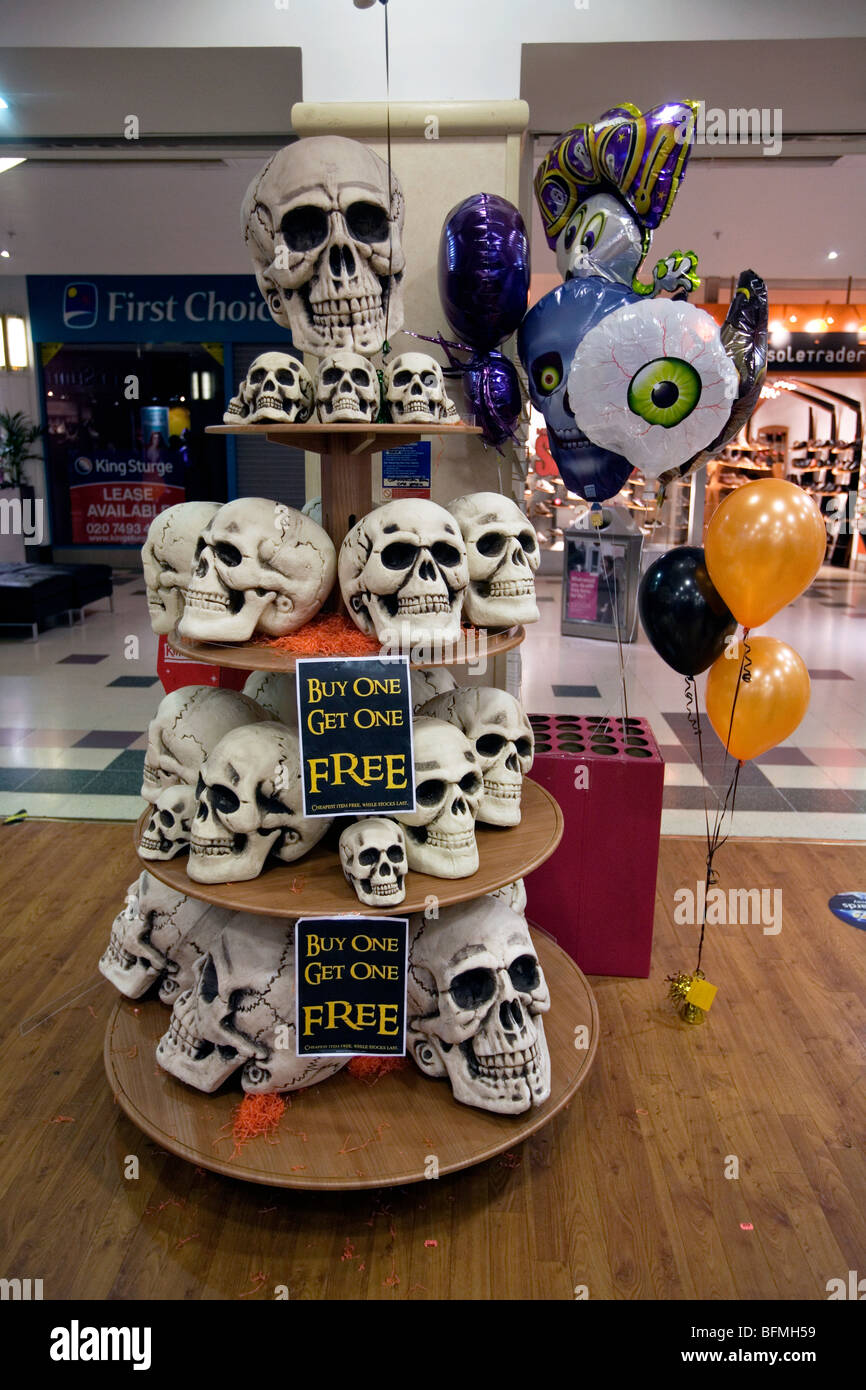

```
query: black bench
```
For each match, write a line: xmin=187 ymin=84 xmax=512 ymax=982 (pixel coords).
xmin=0 ymin=563 xmax=113 ymax=639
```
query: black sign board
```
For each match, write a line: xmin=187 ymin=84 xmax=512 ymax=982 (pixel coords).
xmin=294 ymin=916 xmax=408 ymax=1057
xmin=295 ymin=656 xmax=415 ymax=817
xmin=767 ymin=333 xmax=866 ymax=374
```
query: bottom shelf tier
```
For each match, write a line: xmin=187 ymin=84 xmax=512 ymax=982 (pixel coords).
xmin=104 ymin=929 xmax=598 ymax=1190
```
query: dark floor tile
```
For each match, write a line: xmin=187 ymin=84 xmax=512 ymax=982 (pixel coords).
xmin=104 ymin=749 xmax=145 ymax=772
xmin=107 ymin=676 xmax=160 ymax=688
xmin=819 ymin=601 xmax=854 ymax=609
xmin=15 ymin=768 xmax=99 ymax=793
xmin=111 ymin=574 xmax=139 ymax=586
xmin=74 ymin=730 xmax=141 ymax=749
xmin=657 ymin=744 xmax=692 ymax=764
xmin=753 ymin=747 xmax=815 ymax=765
xmin=84 ymin=769 xmax=147 ymax=796
xmin=779 ymin=787 xmax=858 ymax=813
xmin=536 ymin=596 xmax=555 ymax=603
xmin=0 ymin=768 xmax=34 ymax=790
xmin=0 ymin=728 xmax=31 ymax=745
xmin=552 ymin=684 xmax=601 ymax=699
xmin=662 ymin=784 xmax=792 ymax=812
xmin=131 ymin=588 xmax=147 ymax=595
xmin=662 ymin=712 xmax=773 ymax=784
xmin=57 ymin=654 xmax=109 ymax=665
xmin=807 ymin=669 xmax=854 ymax=680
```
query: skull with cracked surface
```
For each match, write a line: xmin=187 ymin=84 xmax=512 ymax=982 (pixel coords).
xmin=140 ymin=685 xmax=269 ymax=804
xmin=339 ymin=818 xmax=408 ymax=907
xmin=418 ymin=686 xmax=534 ymax=826
xmin=447 ymin=492 xmax=540 ymax=627
xmin=224 ymin=351 xmax=314 ymax=424
xmin=383 ymin=352 xmax=460 ymax=424
xmin=141 ymin=501 xmax=221 ymax=636
xmin=315 ymin=351 xmax=379 ymax=422
xmin=395 ymin=716 xmax=483 ymax=878
xmin=139 ymin=784 xmax=196 ymax=860
xmin=98 ymin=870 xmax=229 ymax=1003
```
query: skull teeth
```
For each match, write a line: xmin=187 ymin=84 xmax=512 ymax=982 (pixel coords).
xmin=166 ymin=1014 xmax=213 ymax=1059
xmin=190 ymin=837 xmax=234 ymax=856
xmin=103 ymin=933 xmax=136 ymax=970
xmin=397 ymin=596 xmax=450 ymax=614
xmin=474 ymin=1042 xmax=539 ymax=1077
xmin=142 ymin=764 xmax=161 ymax=784
xmin=371 ymin=881 xmax=401 ymax=896
xmin=425 ymin=828 xmax=474 ymax=849
xmin=185 ymin=590 xmax=230 ymax=611
xmin=484 ymin=782 xmax=522 ymax=799
xmin=487 ymin=580 xmax=534 ymax=597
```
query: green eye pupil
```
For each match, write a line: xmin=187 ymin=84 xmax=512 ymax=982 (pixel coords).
xmin=541 ymin=368 xmax=560 ymax=390
xmin=627 ymin=356 xmax=701 ymax=429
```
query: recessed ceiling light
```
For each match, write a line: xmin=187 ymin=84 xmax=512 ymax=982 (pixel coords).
xmin=827 ymin=250 xmax=839 ymax=260
xmin=0 ymin=98 xmax=8 ymax=111
xmin=0 ymin=249 xmax=9 ymax=259
xmin=0 ymin=157 xmax=25 ymax=175
xmin=789 ymin=314 xmax=798 ymax=323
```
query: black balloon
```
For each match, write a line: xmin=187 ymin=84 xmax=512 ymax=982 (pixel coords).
xmin=638 ymin=546 xmax=736 ymax=677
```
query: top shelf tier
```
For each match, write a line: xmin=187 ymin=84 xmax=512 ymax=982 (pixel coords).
xmin=206 ymin=422 xmax=483 ymax=454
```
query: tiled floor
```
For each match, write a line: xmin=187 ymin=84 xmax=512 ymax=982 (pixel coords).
xmin=0 ymin=560 xmax=864 ymax=840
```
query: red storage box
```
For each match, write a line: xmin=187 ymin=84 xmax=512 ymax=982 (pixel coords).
xmin=524 ymin=714 xmax=664 ymax=977
xmin=157 ymin=635 xmax=250 ymax=695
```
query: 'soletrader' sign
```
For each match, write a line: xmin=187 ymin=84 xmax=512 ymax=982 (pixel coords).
xmin=296 ymin=656 xmax=415 ymax=818
xmin=295 ymin=917 xmax=408 ymax=1057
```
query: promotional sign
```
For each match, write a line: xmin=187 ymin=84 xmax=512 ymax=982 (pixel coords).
xmin=767 ymin=332 xmax=866 ymax=374
xmin=381 ymin=441 xmax=431 ymax=499
xmin=295 ymin=916 xmax=408 ymax=1057
xmin=27 ymin=275 xmax=289 ymax=345
xmin=67 ymin=453 xmax=185 ymax=545
xmin=567 ymin=570 xmax=599 ymax=622
xmin=296 ymin=656 xmax=415 ymax=817
xmin=828 ymin=893 xmax=866 ymax=929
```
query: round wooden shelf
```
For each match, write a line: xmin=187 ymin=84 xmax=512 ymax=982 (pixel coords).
xmin=104 ymin=929 xmax=598 ymax=1190
xmin=137 ymin=777 xmax=563 ymax=918
xmin=206 ymin=422 xmax=482 ymax=453
xmin=166 ymin=624 xmax=524 ymax=673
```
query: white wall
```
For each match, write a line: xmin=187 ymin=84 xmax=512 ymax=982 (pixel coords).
xmin=0 ymin=275 xmax=47 ymax=505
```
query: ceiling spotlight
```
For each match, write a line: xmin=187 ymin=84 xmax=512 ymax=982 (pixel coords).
xmin=827 ymin=250 xmax=839 ymax=260
xmin=826 ymin=316 xmax=835 ymax=325
xmin=0 ymin=249 xmax=9 ymax=260
xmin=788 ymin=314 xmax=798 ymax=324
xmin=846 ymin=321 xmax=858 ymax=332
xmin=805 ymin=318 xmax=828 ymax=332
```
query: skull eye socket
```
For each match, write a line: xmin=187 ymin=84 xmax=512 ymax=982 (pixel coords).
xmin=518 ymin=530 xmax=537 ymax=553
xmin=194 ymin=537 xmax=207 ymax=559
xmin=358 ymin=847 xmax=379 ymax=866
xmin=275 ymin=368 xmax=295 ymax=384
xmin=450 ymin=967 xmax=496 ymax=1010
xmin=345 ymin=200 xmax=390 ymax=243
xmin=195 ymin=773 xmax=205 ymax=799
xmin=393 ymin=370 xmax=412 ymax=387
xmin=215 ymin=541 xmax=243 ymax=567
xmin=421 ymin=372 xmax=438 ymax=387
xmin=508 ymin=954 xmax=540 ymax=992
xmin=416 ymin=778 xmax=445 ymax=807
xmin=386 ymin=845 xmax=404 ymax=863
xmin=159 ymin=810 xmax=175 ymax=828
xmin=531 ymin=351 xmax=563 ymax=396
xmin=199 ymin=955 xmax=219 ymax=1004
xmin=459 ymin=771 xmax=482 ymax=794
xmin=476 ymin=531 xmax=507 ymax=557
xmin=280 ymin=204 xmax=329 ymax=252
xmin=351 ymin=368 xmax=372 ymax=387
xmin=476 ymin=733 xmax=506 ymax=758
xmin=211 ymin=784 xmax=241 ymax=815
xmin=249 ymin=368 xmax=266 ymax=384
xmin=515 ymin=737 xmax=533 ymax=760
xmin=381 ymin=540 xmax=418 ymax=571
xmin=322 ymin=366 xmax=343 ymax=385
xmin=430 ymin=542 xmax=461 ymax=567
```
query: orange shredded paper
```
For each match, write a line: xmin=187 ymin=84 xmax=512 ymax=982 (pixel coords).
xmin=347 ymin=1056 xmax=408 ymax=1084
xmin=253 ymin=613 xmax=379 ymax=656
xmin=230 ymin=1093 xmax=286 ymax=1155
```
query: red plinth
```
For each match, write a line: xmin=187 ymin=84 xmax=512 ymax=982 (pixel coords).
xmin=524 ymin=715 xmax=664 ymax=978
xmin=157 ymin=634 xmax=249 ymax=695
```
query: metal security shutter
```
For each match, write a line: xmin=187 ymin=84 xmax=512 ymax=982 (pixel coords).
xmin=231 ymin=343 xmax=306 ymax=508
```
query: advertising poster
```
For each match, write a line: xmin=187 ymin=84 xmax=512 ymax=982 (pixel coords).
xmin=381 ymin=441 xmax=431 ymax=499
xmin=295 ymin=916 xmax=409 ymax=1057
xmin=566 ymin=539 xmax=627 ymax=625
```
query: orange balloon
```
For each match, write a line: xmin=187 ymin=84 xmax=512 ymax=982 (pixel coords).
xmin=705 ymin=636 xmax=810 ymax=762
xmin=704 ymin=479 xmax=825 ymax=629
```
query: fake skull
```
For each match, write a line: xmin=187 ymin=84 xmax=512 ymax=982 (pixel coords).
xmin=447 ymin=493 xmax=540 ymax=627
xmin=141 ymin=501 xmax=221 ymax=635
xmin=156 ymin=915 xmax=348 ymax=1093
xmin=339 ymin=500 xmax=469 ymax=648
xmin=489 ymin=878 xmax=528 ymax=916
xmin=242 ymin=135 xmax=405 ymax=356
xmin=383 ymin=353 xmax=459 ymax=424
xmin=139 ymin=784 xmax=196 ymax=860
xmin=420 ymin=687 xmax=534 ymax=826
xmin=224 ymin=352 xmax=314 ymax=424
xmin=242 ymin=670 xmax=297 ymax=727
xmin=178 ymin=497 xmax=336 ymax=642
xmin=315 ymin=351 xmax=379 ymax=422
xmin=395 ymin=717 xmax=482 ymax=878
xmin=339 ymin=818 xmax=408 ymax=907
xmin=188 ymin=722 xmax=330 ymax=883
xmin=98 ymin=871 xmax=224 ymax=1002
xmin=141 ymin=686 xmax=269 ymax=803
xmin=410 ymin=666 xmax=458 ymax=713
xmin=407 ymin=896 xmax=551 ymax=1115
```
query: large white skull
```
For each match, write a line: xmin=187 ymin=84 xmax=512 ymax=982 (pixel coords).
xmin=410 ymin=666 xmax=458 ymax=713
xmin=141 ymin=501 xmax=221 ymax=635
xmin=178 ymin=498 xmax=336 ymax=642
xmin=407 ymin=897 xmax=551 ymax=1115
xmin=339 ymin=500 xmax=469 ymax=648
xmin=315 ymin=351 xmax=379 ymax=422
xmin=141 ymin=686 xmax=269 ymax=803
xmin=98 ymin=871 xmax=228 ymax=1003
xmin=188 ymin=721 xmax=330 ymax=883
xmin=242 ymin=671 xmax=297 ymax=727
xmin=242 ymin=135 xmax=405 ymax=357
xmin=224 ymin=352 xmax=314 ymax=424
xmin=419 ymin=687 xmax=534 ymax=826
xmin=447 ymin=493 xmax=540 ymax=627
xmin=339 ymin=818 xmax=408 ymax=907
xmin=489 ymin=878 xmax=528 ymax=916
xmin=383 ymin=353 xmax=459 ymax=424
xmin=156 ymin=915 xmax=348 ymax=1094
xmin=139 ymin=784 xmax=196 ymax=860
xmin=395 ymin=717 xmax=482 ymax=877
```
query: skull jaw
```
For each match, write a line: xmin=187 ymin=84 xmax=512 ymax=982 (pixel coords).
xmin=350 ymin=874 xmax=406 ymax=908
xmin=477 ymin=784 xmax=523 ymax=828
xmin=402 ymin=826 xmax=479 ymax=879
xmin=433 ymin=1021 xmax=551 ymax=1115
xmin=138 ymin=826 xmax=190 ymax=861
xmin=187 ymin=828 xmax=280 ymax=883
xmin=248 ymin=399 xmax=313 ymax=424
xmin=463 ymin=586 xmax=539 ymax=628
xmin=285 ymin=286 xmax=395 ymax=358
xmin=372 ymin=607 xmax=465 ymax=651
xmin=156 ymin=1026 xmax=242 ymax=1094
xmin=179 ymin=585 xmax=276 ymax=643
xmin=98 ymin=930 xmax=162 ymax=999
xmin=318 ymin=396 xmax=376 ymax=424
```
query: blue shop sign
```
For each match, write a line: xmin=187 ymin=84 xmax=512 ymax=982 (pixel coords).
xmin=27 ymin=275 xmax=289 ymax=344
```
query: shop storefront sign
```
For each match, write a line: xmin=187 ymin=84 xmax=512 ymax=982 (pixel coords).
xmin=768 ymin=333 xmax=866 ymax=373
xmin=295 ymin=916 xmax=408 ymax=1057
xmin=296 ymin=656 xmax=415 ymax=817
xmin=67 ymin=453 xmax=184 ymax=544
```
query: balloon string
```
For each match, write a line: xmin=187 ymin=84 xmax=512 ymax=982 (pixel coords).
xmin=741 ymin=627 xmax=752 ymax=683
xmin=381 ymin=0 xmax=393 ymax=358
xmin=685 ymin=675 xmax=712 ymax=854
xmin=696 ymin=758 xmax=742 ymax=974
xmin=599 ymin=538 xmax=629 ymax=727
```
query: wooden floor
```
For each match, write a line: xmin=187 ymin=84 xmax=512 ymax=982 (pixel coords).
xmin=1 ymin=821 xmax=864 ymax=1301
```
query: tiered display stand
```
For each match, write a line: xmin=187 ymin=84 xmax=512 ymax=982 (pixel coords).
xmin=105 ymin=423 xmax=599 ymax=1188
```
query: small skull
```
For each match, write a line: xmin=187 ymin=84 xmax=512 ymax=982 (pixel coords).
xmin=141 ymin=501 xmax=221 ymax=636
xmin=178 ymin=498 xmax=337 ymax=642
xmin=315 ymin=351 xmax=379 ymax=422
xmin=419 ymin=687 xmax=534 ymax=826
xmin=339 ymin=499 xmax=469 ymax=648
xmin=141 ymin=686 xmax=269 ymax=803
xmin=188 ymin=722 xmax=330 ymax=884
xmin=383 ymin=353 xmax=459 ymax=424
xmin=224 ymin=352 xmax=314 ymax=424
xmin=447 ymin=493 xmax=540 ymax=627
xmin=139 ymin=784 xmax=196 ymax=860
xmin=156 ymin=915 xmax=348 ymax=1093
xmin=339 ymin=819 xmax=408 ymax=907
xmin=407 ymin=896 xmax=551 ymax=1115
xmin=395 ymin=717 xmax=483 ymax=878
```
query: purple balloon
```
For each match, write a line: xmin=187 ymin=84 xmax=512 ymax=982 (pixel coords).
xmin=463 ymin=352 xmax=523 ymax=448
xmin=439 ymin=194 xmax=530 ymax=352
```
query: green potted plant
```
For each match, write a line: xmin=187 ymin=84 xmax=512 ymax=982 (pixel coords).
xmin=0 ymin=408 xmax=44 ymax=489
